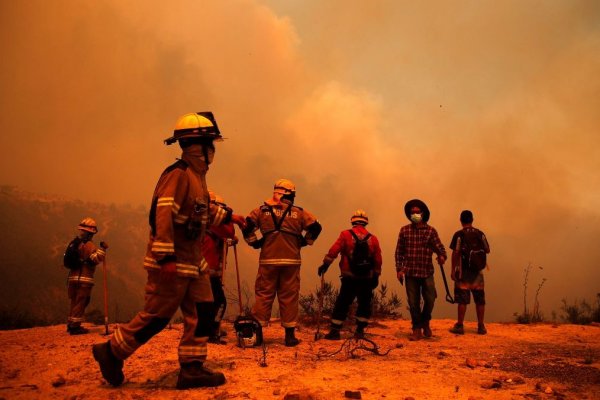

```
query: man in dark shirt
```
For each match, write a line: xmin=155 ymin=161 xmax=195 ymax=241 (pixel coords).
xmin=395 ymin=199 xmax=447 ymax=341
xmin=449 ymin=210 xmax=491 ymax=335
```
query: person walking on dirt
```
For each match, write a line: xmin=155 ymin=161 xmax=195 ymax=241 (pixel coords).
xmin=395 ymin=199 xmax=447 ymax=341
xmin=449 ymin=210 xmax=491 ymax=335
xmin=242 ymin=179 xmax=322 ymax=346
xmin=318 ymin=209 xmax=382 ymax=340
xmin=64 ymin=217 xmax=107 ymax=335
xmin=92 ymin=112 xmax=245 ymax=389
xmin=203 ymin=191 xmax=237 ymax=343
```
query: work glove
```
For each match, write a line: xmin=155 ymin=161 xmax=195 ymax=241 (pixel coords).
xmin=158 ymin=257 xmax=177 ymax=282
xmin=300 ymin=236 xmax=308 ymax=247
xmin=317 ymin=263 xmax=330 ymax=276
xmin=250 ymin=237 xmax=264 ymax=249
xmin=371 ymin=274 xmax=380 ymax=289
xmin=99 ymin=241 xmax=109 ymax=250
xmin=231 ymin=214 xmax=247 ymax=229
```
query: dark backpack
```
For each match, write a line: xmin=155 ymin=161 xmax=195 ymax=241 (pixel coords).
xmin=460 ymin=229 xmax=487 ymax=272
xmin=63 ymin=237 xmax=83 ymax=270
xmin=348 ymin=230 xmax=373 ymax=277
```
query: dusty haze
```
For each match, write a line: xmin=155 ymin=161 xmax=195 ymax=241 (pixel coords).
xmin=1 ymin=0 xmax=599 ymax=322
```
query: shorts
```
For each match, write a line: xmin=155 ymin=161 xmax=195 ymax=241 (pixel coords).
xmin=454 ymin=272 xmax=485 ymax=305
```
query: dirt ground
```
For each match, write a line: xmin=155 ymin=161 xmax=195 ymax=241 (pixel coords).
xmin=0 ymin=319 xmax=598 ymax=400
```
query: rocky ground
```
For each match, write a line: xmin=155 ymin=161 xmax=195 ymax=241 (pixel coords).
xmin=0 ymin=319 xmax=598 ymax=400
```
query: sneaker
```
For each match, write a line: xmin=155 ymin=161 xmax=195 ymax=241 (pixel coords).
xmin=92 ymin=341 xmax=124 ymax=387
xmin=69 ymin=326 xmax=90 ymax=335
xmin=324 ymin=329 xmax=341 ymax=341
xmin=176 ymin=362 xmax=225 ymax=389
xmin=449 ymin=323 xmax=465 ymax=335
xmin=477 ymin=324 xmax=487 ymax=335
xmin=408 ymin=329 xmax=422 ymax=341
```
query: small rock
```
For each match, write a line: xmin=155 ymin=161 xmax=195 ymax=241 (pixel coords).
xmin=395 ymin=343 xmax=404 ymax=348
xmin=284 ymin=395 xmax=300 ymax=400
xmin=438 ymin=351 xmax=450 ymax=358
xmin=273 ymin=389 xmax=281 ymax=396
xmin=513 ymin=376 xmax=526 ymax=384
xmin=5 ymin=369 xmax=20 ymax=379
xmin=51 ymin=375 xmax=66 ymax=387
xmin=344 ymin=391 xmax=361 ymax=399
xmin=544 ymin=386 xmax=553 ymax=394
xmin=477 ymin=360 xmax=488 ymax=367
xmin=466 ymin=358 xmax=478 ymax=369
xmin=481 ymin=381 xmax=501 ymax=389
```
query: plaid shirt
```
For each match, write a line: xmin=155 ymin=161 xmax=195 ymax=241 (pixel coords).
xmin=395 ymin=223 xmax=446 ymax=278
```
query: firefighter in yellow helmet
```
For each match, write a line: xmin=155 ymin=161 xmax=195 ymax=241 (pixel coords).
xmin=93 ymin=112 xmax=245 ymax=389
xmin=243 ymin=179 xmax=322 ymax=346
xmin=317 ymin=210 xmax=382 ymax=340
xmin=64 ymin=217 xmax=107 ymax=335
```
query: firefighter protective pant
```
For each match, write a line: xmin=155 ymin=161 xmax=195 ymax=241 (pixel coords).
xmin=252 ymin=265 xmax=300 ymax=328
xmin=109 ymin=270 xmax=213 ymax=365
xmin=67 ymin=282 xmax=92 ymax=328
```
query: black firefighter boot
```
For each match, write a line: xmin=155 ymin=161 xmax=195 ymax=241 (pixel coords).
xmin=324 ymin=324 xmax=342 ymax=340
xmin=284 ymin=327 xmax=300 ymax=347
xmin=354 ymin=321 xmax=368 ymax=339
xmin=176 ymin=361 xmax=226 ymax=389
xmin=92 ymin=341 xmax=124 ymax=387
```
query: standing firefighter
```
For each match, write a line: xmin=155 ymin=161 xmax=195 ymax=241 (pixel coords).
xmin=242 ymin=179 xmax=322 ymax=346
xmin=92 ymin=112 xmax=245 ymax=389
xmin=449 ymin=210 xmax=491 ymax=335
xmin=64 ymin=217 xmax=106 ymax=335
xmin=318 ymin=210 xmax=382 ymax=340
xmin=395 ymin=199 xmax=447 ymax=341
xmin=203 ymin=191 xmax=237 ymax=343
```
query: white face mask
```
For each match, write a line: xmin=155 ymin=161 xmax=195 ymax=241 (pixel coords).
xmin=410 ymin=213 xmax=423 ymax=223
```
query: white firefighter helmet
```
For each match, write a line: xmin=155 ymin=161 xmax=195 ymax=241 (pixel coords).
xmin=78 ymin=217 xmax=98 ymax=233
xmin=164 ymin=112 xmax=223 ymax=145
xmin=273 ymin=178 xmax=296 ymax=196
xmin=350 ymin=209 xmax=368 ymax=225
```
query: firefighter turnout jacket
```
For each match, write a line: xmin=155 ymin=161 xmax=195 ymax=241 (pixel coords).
xmin=243 ymin=199 xmax=321 ymax=266
xmin=323 ymin=225 xmax=382 ymax=278
xmin=67 ymin=240 xmax=106 ymax=285
xmin=143 ymin=158 xmax=231 ymax=278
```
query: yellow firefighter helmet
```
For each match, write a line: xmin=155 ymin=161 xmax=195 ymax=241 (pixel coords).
xmin=350 ymin=209 xmax=368 ymax=225
xmin=164 ymin=112 xmax=223 ymax=145
xmin=78 ymin=217 xmax=98 ymax=233
xmin=273 ymin=178 xmax=296 ymax=195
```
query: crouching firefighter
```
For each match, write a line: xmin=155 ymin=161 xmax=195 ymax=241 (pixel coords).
xmin=243 ymin=179 xmax=322 ymax=347
xmin=64 ymin=217 xmax=107 ymax=335
xmin=92 ymin=112 xmax=245 ymax=389
xmin=318 ymin=210 xmax=382 ymax=340
xmin=202 ymin=191 xmax=239 ymax=343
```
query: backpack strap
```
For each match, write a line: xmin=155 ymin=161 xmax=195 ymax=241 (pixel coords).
xmin=349 ymin=230 xmax=371 ymax=243
xmin=262 ymin=203 xmax=294 ymax=236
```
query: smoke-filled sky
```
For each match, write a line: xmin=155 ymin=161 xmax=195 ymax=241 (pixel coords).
xmin=1 ymin=0 xmax=599 ymax=321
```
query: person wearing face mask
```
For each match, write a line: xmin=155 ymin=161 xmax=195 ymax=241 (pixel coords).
xmin=395 ymin=199 xmax=447 ymax=341
xmin=65 ymin=218 xmax=107 ymax=335
xmin=242 ymin=179 xmax=322 ymax=346
xmin=92 ymin=112 xmax=245 ymax=390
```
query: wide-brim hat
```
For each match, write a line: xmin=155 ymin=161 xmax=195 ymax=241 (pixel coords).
xmin=404 ymin=199 xmax=430 ymax=222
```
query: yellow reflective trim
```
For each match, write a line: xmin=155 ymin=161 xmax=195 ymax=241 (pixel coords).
xmin=355 ymin=316 xmax=369 ymax=323
xmin=115 ymin=328 xmax=135 ymax=353
xmin=259 ymin=259 xmax=301 ymax=265
xmin=212 ymin=207 xmax=225 ymax=226
xmin=178 ymin=346 xmax=207 ymax=356
xmin=174 ymin=214 xmax=188 ymax=224
xmin=282 ymin=321 xmax=297 ymax=328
